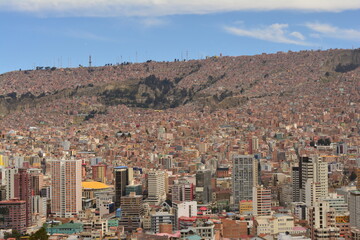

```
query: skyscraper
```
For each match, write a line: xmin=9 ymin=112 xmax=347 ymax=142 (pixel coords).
xmin=5 ymin=168 xmax=18 ymax=200
xmin=114 ymin=166 xmax=129 ymax=208
xmin=248 ymin=136 xmax=259 ymax=154
xmin=292 ymin=167 xmax=300 ymax=202
xmin=252 ymin=185 xmax=271 ymax=216
xmin=14 ymin=168 xmax=32 ymax=227
xmin=195 ymin=169 xmax=212 ymax=204
xmin=232 ymin=155 xmax=258 ymax=205
xmin=299 ymin=156 xmax=328 ymax=205
xmin=50 ymin=159 xmax=82 ymax=218
xmin=349 ymin=190 xmax=360 ymax=228
xmin=147 ymin=170 xmax=166 ymax=204
xmin=172 ymin=178 xmax=194 ymax=202
xmin=119 ymin=192 xmax=143 ymax=232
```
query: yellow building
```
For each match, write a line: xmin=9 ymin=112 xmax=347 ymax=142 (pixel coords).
xmin=239 ymin=200 xmax=253 ymax=215
xmin=82 ymin=181 xmax=111 ymax=199
xmin=0 ymin=155 xmax=8 ymax=167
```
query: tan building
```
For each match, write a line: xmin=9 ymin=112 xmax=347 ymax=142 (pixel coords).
xmin=309 ymin=201 xmax=340 ymax=240
xmin=50 ymin=159 xmax=82 ymax=218
xmin=254 ymin=213 xmax=294 ymax=235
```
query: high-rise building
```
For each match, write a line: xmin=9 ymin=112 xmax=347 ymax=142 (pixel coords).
xmin=5 ymin=168 xmax=18 ymax=200
xmin=119 ymin=192 xmax=143 ymax=232
xmin=92 ymin=164 xmax=107 ymax=183
xmin=232 ymin=155 xmax=258 ymax=205
xmin=195 ymin=169 xmax=212 ymax=204
xmin=357 ymin=168 xmax=360 ymax=190
xmin=29 ymin=169 xmax=44 ymax=196
xmin=172 ymin=178 xmax=194 ymax=202
xmin=252 ymin=185 xmax=271 ymax=216
xmin=299 ymin=156 xmax=328 ymax=205
xmin=309 ymin=201 xmax=340 ymax=239
xmin=147 ymin=170 xmax=166 ymax=204
xmin=14 ymin=168 xmax=32 ymax=227
xmin=248 ymin=136 xmax=259 ymax=154
xmin=0 ymin=199 xmax=27 ymax=233
xmin=32 ymin=195 xmax=47 ymax=218
xmin=292 ymin=167 xmax=300 ymax=202
xmin=172 ymin=201 xmax=197 ymax=230
xmin=349 ymin=190 xmax=360 ymax=228
xmin=304 ymin=179 xmax=322 ymax=206
xmin=114 ymin=166 xmax=129 ymax=208
xmin=50 ymin=159 xmax=82 ymax=218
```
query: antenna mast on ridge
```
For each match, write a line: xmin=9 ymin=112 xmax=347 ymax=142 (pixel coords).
xmin=89 ymin=55 xmax=92 ymax=67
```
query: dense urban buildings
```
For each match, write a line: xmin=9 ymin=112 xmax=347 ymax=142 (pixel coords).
xmin=0 ymin=49 xmax=359 ymax=239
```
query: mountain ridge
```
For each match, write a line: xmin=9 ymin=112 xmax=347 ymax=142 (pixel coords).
xmin=0 ymin=48 xmax=359 ymax=124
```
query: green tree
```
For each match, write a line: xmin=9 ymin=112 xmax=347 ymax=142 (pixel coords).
xmin=29 ymin=227 xmax=49 ymax=240
xmin=349 ymin=171 xmax=357 ymax=182
xmin=4 ymin=230 xmax=22 ymax=240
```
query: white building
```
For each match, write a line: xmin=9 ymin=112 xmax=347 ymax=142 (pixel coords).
xmin=304 ymin=179 xmax=322 ymax=206
xmin=5 ymin=168 xmax=18 ymax=200
xmin=278 ymin=232 xmax=310 ymax=240
xmin=173 ymin=201 xmax=197 ymax=218
xmin=173 ymin=201 xmax=197 ymax=229
xmin=300 ymin=156 xmax=328 ymax=205
xmin=321 ymin=193 xmax=348 ymax=214
xmin=32 ymin=195 xmax=47 ymax=217
xmin=309 ymin=201 xmax=340 ymax=239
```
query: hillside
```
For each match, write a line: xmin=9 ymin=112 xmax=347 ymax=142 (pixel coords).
xmin=0 ymin=48 xmax=359 ymax=128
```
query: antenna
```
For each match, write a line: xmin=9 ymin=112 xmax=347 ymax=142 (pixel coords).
xmin=89 ymin=55 xmax=92 ymax=67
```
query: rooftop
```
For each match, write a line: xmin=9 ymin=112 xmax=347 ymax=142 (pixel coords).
xmin=114 ymin=166 xmax=128 ymax=169
xmin=82 ymin=181 xmax=110 ymax=190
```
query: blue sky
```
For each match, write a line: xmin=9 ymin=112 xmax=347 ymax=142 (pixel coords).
xmin=1 ymin=0 xmax=360 ymax=73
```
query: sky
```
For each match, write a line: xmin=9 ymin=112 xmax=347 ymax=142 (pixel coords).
xmin=1 ymin=0 xmax=360 ymax=74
